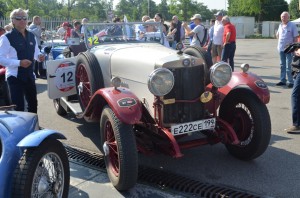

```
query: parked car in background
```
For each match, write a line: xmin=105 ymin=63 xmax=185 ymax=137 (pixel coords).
xmin=42 ymin=36 xmax=87 ymax=70
xmin=46 ymin=22 xmax=271 ymax=191
xmin=0 ymin=105 xmax=70 ymax=197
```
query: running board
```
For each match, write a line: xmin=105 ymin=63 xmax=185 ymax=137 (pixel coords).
xmin=60 ymin=97 xmax=83 ymax=116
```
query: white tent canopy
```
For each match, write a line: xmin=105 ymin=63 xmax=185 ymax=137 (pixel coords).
xmin=291 ymin=18 xmax=300 ymax=23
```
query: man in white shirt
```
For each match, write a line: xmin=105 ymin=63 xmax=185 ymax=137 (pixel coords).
xmin=80 ymin=18 xmax=91 ymax=38
xmin=212 ymin=11 xmax=224 ymax=63
xmin=135 ymin=15 xmax=150 ymax=39
xmin=0 ymin=8 xmax=44 ymax=113
xmin=57 ymin=22 xmax=67 ymax=39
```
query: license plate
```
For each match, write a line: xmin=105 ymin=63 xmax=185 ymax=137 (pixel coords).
xmin=171 ymin=118 xmax=216 ymax=136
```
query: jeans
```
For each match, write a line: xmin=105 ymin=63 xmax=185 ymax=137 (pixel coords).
xmin=292 ymin=72 xmax=300 ymax=126
xmin=7 ymin=76 xmax=38 ymax=113
xmin=170 ymin=41 xmax=177 ymax=49
xmin=221 ymin=42 xmax=236 ymax=71
xmin=279 ymin=51 xmax=293 ymax=84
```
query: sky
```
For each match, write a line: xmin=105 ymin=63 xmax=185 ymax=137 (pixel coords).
xmin=199 ymin=0 xmax=228 ymax=10
xmin=113 ymin=0 xmax=228 ymax=10
xmin=114 ymin=0 xmax=291 ymax=11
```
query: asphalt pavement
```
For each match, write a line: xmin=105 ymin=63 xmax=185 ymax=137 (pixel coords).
xmin=37 ymin=39 xmax=300 ymax=198
xmin=68 ymin=161 xmax=185 ymax=198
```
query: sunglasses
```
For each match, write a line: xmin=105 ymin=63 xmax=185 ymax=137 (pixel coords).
xmin=14 ymin=16 xmax=27 ymax=21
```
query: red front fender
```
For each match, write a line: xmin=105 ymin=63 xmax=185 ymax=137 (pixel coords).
xmin=205 ymin=71 xmax=270 ymax=111
xmin=81 ymin=87 xmax=142 ymax=125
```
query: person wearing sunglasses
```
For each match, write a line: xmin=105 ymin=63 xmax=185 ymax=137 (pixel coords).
xmin=0 ymin=8 xmax=45 ymax=113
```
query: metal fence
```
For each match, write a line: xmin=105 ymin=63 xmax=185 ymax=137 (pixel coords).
xmin=1 ymin=17 xmax=70 ymax=31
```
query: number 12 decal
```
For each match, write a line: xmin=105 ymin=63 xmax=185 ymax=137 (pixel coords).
xmin=61 ymin=71 xmax=73 ymax=83
xmin=55 ymin=62 xmax=76 ymax=92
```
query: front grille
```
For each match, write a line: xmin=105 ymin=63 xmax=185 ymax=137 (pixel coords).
xmin=163 ymin=65 xmax=205 ymax=123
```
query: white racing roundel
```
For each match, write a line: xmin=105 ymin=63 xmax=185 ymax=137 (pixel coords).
xmin=55 ymin=61 xmax=76 ymax=92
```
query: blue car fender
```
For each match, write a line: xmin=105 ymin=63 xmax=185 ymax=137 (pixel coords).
xmin=17 ymin=129 xmax=66 ymax=147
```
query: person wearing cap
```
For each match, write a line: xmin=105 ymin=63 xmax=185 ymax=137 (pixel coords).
xmin=0 ymin=8 xmax=45 ymax=113
xmin=212 ymin=11 xmax=224 ymax=64
xmin=182 ymin=14 xmax=205 ymax=47
xmin=221 ymin=15 xmax=236 ymax=71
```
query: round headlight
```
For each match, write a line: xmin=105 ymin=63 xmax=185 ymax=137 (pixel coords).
xmin=148 ymin=68 xmax=174 ymax=96
xmin=210 ymin=62 xmax=232 ymax=88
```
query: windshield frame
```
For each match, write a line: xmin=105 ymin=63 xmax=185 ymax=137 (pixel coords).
xmin=82 ymin=22 xmax=164 ymax=49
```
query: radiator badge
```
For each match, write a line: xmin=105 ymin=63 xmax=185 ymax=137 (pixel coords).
xmin=200 ymin=91 xmax=212 ymax=103
xmin=117 ymin=98 xmax=137 ymax=107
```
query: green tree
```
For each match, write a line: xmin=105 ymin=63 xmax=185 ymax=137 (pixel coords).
xmin=289 ymin=0 xmax=300 ymax=19
xmin=228 ymin=0 xmax=288 ymax=21
xmin=157 ymin=0 xmax=171 ymax=20
xmin=168 ymin=0 xmax=211 ymax=22
xmin=0 ymin=1 xmax=9 ymax=18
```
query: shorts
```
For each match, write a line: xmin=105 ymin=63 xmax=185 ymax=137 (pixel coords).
xmin=212 ymin=44 xmax=222 ymax=57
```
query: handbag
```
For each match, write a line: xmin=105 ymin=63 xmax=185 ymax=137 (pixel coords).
xmin=166 ymin=34 xmax=174 ymax=42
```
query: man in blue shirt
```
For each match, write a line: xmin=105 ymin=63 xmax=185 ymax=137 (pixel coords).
xmin=276 ymin=11 xmax=298 ymax=88
xmin=0 ymin=8 xmax=44 ymax=113
xmin=189 ymin=21 xmax=196 ymax=44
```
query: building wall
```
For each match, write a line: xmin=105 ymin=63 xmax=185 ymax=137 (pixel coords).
xmin=230 ymin=16 xmax=255 ymax=38
xmin=262 ymin=21 xmax=280 ymax=37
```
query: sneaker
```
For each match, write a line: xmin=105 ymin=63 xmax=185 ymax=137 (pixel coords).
xmin=287 ymin=83 xmax=294 ymax=88
xmin=285 ymin=126 xmax=300 ymax=134
xmin=276 ymin=82 xmax=286 ymax=86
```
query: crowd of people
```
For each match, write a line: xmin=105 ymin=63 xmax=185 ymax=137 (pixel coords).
xmin=132 ymin=11 xmax=237 ymax=70
xmin=0 ymin=11 xmax=236 ymax=70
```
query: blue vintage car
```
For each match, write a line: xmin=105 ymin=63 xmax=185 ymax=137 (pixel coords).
xmin=0 ymin=107 xmax=70 ymax=197
xmin=42 ymin=38 xmax=87 ymax=65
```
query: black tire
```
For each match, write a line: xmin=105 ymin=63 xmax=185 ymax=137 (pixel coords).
xmin=219 ymin=89 xmax=271 ymax=161
xmin=12 ymin=138 xmax=70 ymax=198
xmin=53 ymin=98 xmax=67 ymax=116
xmin=183 ymin=46 xmax=213 ymax=85
xmin=0 ymin=76 xmax=11 ymax=106
xmin=100 ymin=106 xmax=138 ymax=190
xmin=75 ymin=52 xmax=104 ymax=111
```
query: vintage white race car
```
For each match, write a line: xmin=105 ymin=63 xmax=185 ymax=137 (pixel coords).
xmin=47 ymin=22 xmax=271 ymax=191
